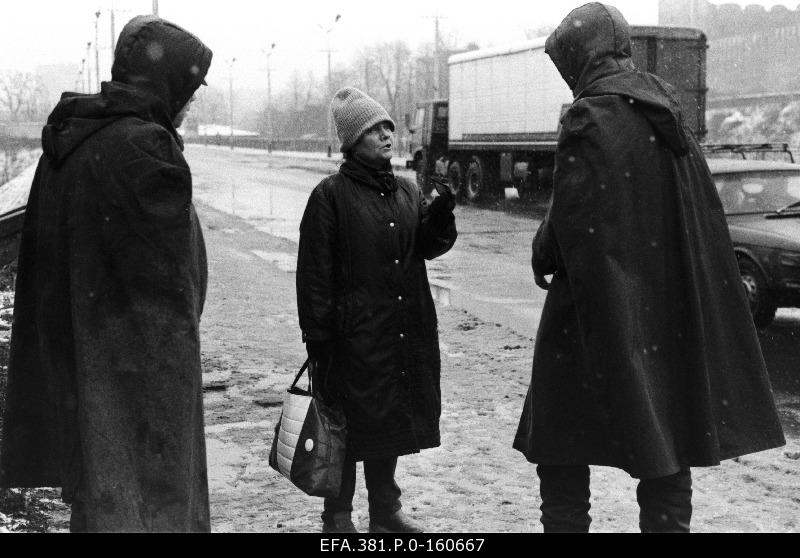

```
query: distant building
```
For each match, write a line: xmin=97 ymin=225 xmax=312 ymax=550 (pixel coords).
xmin=659 ymin=0 xmax=800 ymax=98
xmin=193 ymin=124 xmax=259 ymax=137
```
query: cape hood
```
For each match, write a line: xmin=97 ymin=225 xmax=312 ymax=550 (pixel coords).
xmin=546 ymin=2 xmax=689 ymax=155
xmin=41 ymin=15 xmax=212 ymax=167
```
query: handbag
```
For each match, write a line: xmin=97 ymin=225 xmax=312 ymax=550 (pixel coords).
xmin=269 ymin=359 xmax=347 ymax=498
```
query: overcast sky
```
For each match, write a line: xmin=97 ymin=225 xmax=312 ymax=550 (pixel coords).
xmin=0 ymin=0 xmax=795 ymax=92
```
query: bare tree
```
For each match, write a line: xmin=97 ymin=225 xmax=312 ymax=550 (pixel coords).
xmin=0 ymin=72 xmax=49 ymax=122
xmin=368 ymin=41 xmax=413 ymax=123
xmin=189 ymin=86 xmax=226 ymax=128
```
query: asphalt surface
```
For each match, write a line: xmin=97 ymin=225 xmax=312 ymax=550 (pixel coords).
xmin=2 ymin=145 xmax=799 ymax=532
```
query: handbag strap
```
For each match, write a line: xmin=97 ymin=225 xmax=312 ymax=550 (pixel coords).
xmin=290 ymin=356 xmax=336 ymax=399
xmin=290 ymin=359 xmax=311 ymax=391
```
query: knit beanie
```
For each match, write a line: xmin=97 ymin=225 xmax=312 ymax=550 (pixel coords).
xmin=331 ymin=87 xmax=395 ymax=153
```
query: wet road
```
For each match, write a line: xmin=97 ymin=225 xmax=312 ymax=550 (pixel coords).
xmin=185 ymin=144 xmax=800 ymax=417
xmin=187 ymin=144 xmax=551 ymax=337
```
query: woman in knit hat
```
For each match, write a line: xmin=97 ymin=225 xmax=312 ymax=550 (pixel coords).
xmin=296 ymin=87 xmax=458 ymax=533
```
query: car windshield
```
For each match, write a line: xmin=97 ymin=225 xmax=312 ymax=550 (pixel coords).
xmin=713 ymin=171 xmax=800 ymax=214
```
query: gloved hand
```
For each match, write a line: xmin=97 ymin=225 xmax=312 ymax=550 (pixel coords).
xmin=534 ymin=273 xmax=551 ymax=291
xmin=429 ymin=177 xmax=457 ymax=215
xmin=306 ymin=340 xmax=335 ymax=400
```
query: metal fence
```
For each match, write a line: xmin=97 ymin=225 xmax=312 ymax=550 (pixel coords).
xmin=183 ymin=135 xmax=330 ymax=153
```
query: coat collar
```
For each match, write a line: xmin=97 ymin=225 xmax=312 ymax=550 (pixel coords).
xmin=340 ymin=155 xmax=397 ymax=194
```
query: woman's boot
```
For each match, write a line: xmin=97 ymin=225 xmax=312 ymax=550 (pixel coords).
xmin=369 ymin=509 xmax=424 ymax=533
xmin=322 ymin=511 xmax=359 ymax=533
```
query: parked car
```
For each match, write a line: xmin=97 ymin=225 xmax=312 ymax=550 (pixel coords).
xmin=707 ymin=157 xmax=800 ymax=328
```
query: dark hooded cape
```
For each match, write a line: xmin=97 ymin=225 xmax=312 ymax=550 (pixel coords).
xmin=297 ymin=157 xmax=457 ymax=460
xmin=513 ymin=3 xmax=785 ymax=479
xmin=0 ymin=16 xmax=213 ymax=531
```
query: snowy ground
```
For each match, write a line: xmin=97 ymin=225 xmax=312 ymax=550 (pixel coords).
xmin=1 ymin=147 xmax=799 ymax=533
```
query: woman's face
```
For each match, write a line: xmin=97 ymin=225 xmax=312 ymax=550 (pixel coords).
xmin=352 ymin=121 xmax=394 ymax=166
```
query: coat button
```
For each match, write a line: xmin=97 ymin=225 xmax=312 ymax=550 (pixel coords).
xmin=400 ymin=333 xmax=405 ymax=339
xmin=398 ymin=296 xmax=403 ymax=301
xmin=400 ymin=370 xmax=406 ymax=377
xmin=381 ymin=193 xmax=385 ymax=197
xmin=390 ymin=222 xmax=396 ymax=228
xmin=394 ymin=259 xmax=400 ymax=265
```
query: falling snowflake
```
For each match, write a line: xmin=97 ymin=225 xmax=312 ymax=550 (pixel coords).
xmin=146 ymin=42 xmax=165 ymax=62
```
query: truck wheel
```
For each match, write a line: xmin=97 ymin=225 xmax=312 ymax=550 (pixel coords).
xmin=447 ymin=161 xmax=464 ymax=201
xmin=739 ymin=258 xmax=777 ymax=329
xmin=465 ymin=156 xmax=497 ymax=203
xmin=538 ymin=166 xmax=554 ymax=191
xmin=517 ymin=162 xmax=539 ymax=201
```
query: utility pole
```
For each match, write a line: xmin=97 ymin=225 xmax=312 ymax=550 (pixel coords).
xmin=152 ymin=0 xmax=159 ymax=16
xmin=110 ymin=1 xmax=117 ymax=54
xmin=319 ymin=14 xmax=342 ymax=158
xmin=434 ymin=16 xmax=440 ymax=96
xmin=78 ymin=59 xmax=86 ymax=93
xmin=327 ymin=41 xmax=332 ymax=156
xmin=266 ymin=43 xmax=276 ymax=153
xmin=423 ymin=13 xmax=445 ymax=97
xmin=95 ymin=11 xmax=102 ymax=91
xmin=86 ymin=42 xmax=93 ymax=92
xmin=229 ymin=58 xmax=237 ymax=151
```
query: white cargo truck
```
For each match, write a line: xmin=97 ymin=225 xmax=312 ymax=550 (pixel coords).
xmin=408 ymin=26 xmax=708 ymax=201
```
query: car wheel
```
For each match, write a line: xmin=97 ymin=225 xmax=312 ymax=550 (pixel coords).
xmin=738 ymin=258 xmax=777 ymax=329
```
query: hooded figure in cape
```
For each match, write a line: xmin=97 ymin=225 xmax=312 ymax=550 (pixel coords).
xmin=512 ymin=3 xmax=785 ymax=532
xmin=0 ymin=16 xmax=213 ymax=532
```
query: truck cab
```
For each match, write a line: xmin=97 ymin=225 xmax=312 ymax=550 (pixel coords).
xmin=407 ymin=99 xmax=449 ymax=195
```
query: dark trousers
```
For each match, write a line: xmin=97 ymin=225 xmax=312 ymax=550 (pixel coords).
xmin=323 ymin=457 xmax=402 ymax=519
xmin=536 ymin=465 xmax=693 ymax=533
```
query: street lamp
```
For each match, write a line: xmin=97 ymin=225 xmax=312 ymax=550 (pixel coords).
xmin=152 ymin=0 xmax=159 ymax=16
xmin=319 ymin=14 xmax=342 ymax=158
xmin=77 ymin=59 xmax=86 ymax=93
xmin=85 ymin=42 xmax=93 ymax=92
xmin=110 ymin=1 xmax=117 ymax=54
xmin=265 ymin=43 xmax=276 ymax=153
xmin=228 ymin=57 xmax=237 ymax=151
xmin=95 ymin=11 xmax=102 ymax=91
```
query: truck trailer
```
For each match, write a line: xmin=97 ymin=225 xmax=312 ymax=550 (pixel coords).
xmin=408 ymin=26 xmax=708 ymax=201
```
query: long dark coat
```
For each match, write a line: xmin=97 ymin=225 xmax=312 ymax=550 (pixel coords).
xmin=297 ymin=158 xmax=457 ymax=461
xmin=0 ymin=16 xmax=213 ymax=531
xmin=513 ymin=3 xmax=785 ymax=479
